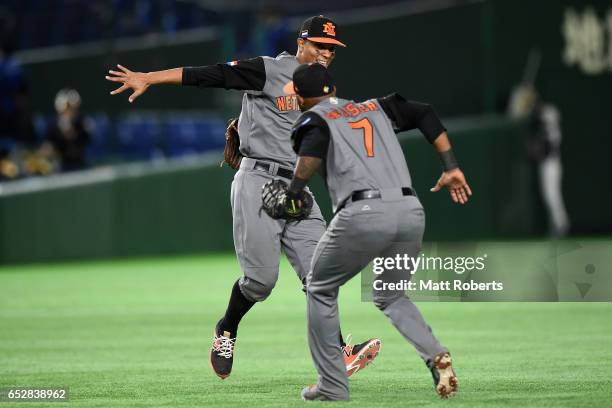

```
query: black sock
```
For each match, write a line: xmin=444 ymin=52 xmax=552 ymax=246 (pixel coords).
xmin=218 ymin=279 xmax=255 ymax=335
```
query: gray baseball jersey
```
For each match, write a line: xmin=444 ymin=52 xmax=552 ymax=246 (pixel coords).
xmin=231 ymin=53 xmax=326 ymax=302
xmin=184 ymin=52 xmax=328 ymax=301
xmin=300 ymin=97 xmax=413 ymax=212
xmin=184 ymin=52 xmax=327 ymax=301
xmin=298 ymin=97 xmax=448 ymax=399
xmin=238 ymin=52 xmax=301 ymax=167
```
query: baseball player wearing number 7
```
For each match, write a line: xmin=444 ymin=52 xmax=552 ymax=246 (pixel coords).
xmin=105 ymin=16 xmax=380 ymax=380
xmin=277 ymin=64 xmax=471 ymax=401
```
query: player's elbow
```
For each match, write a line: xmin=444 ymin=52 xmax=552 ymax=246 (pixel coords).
xmin=420 ymin=103 xmax=435 ymax=118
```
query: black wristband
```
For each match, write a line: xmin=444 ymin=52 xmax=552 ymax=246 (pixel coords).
xmin=288 ymin=176 xmax=308 ymax=196
xmin=439 ymin=149 xmax=459 ymax=171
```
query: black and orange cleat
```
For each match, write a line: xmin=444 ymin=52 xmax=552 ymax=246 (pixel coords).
xmin=210 ymin=322 xmax=236 ymax=380
xmin=342 ymin=335 xmax=381 ymax=377
xmin=430 ymin=352 xmax=458 ymax=399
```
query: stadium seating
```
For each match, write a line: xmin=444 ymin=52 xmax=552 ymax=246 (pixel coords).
xmin=30 ymin=111 xmax=228 ymax=166
xmin=163 ymin=115 xmax=226 ymax=158
xmin=86 ymin=113 xmax=111 ymax=163
xmin=116 ymin=114 xmax=163 ymax=161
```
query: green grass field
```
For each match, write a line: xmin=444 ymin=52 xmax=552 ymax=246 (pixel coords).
xmin=1 ymin=253 xmax=611 ymax=407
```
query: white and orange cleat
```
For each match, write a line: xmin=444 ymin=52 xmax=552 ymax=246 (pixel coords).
xmin=430 ymin=352 xmax=458 ymax=399
xmin=342 ymin=335 xmax=381 ymax=377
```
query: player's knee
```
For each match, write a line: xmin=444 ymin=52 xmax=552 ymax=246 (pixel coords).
xmin=372 ymin=292 xmax=403 ymax=311
xmin=305 ymin=282 xmax=338 ymax=300
xmin=239 ymin=275 xmax=276 ymax=302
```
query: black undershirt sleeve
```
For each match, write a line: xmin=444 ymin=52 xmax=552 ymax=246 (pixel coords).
xmin=298 ymin=126 xmax=330 ymax=159
xmin=377 ymin=93 xmax=446 ymax=143
xmin=291 ymin=112 xmax=330 ymax=160
xmin=182 ymin=57 xmax=266 ymax=91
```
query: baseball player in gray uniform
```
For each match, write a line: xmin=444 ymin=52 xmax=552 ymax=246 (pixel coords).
xmin=105 ymin=16 xmax=380 ymax=380
xmin=267 ymin=64 xmax=472 ymax=401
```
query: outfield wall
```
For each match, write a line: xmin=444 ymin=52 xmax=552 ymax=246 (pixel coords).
xmin=0 ymin=116 xmax=543 ymax=264
xmin=18 ymin=0 xmax=612 ymax=239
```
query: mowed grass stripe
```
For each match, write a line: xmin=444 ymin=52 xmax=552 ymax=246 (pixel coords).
xmin=1 ymin=252 xmax=611 ymax=407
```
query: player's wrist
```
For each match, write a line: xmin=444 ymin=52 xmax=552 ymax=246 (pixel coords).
xmin=143 ymin=72 xmax=155 ymax=85
xmin=288 ymin=176 xmax=308 ymax=196
xmin=438 ymin=149 xmax=459 ymax=172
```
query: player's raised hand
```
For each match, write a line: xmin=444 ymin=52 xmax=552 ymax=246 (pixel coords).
xmin=430 ymin=168 xmax=472 ymax=204
xmin=105 ymin=64 xmax=149 ymax=103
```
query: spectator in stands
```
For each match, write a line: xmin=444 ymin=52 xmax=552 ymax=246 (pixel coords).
xmin=0 ymin=34 xmax=35 ymax=180
xmin=40 ymin=89 xmax=91 ymax=172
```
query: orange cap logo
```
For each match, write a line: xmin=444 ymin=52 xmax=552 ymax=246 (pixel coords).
xmin=322 ymin=22 xmax=336 ymax=37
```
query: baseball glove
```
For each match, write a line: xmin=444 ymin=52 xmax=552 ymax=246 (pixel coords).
xmin=261 ymin=179 xmax=313 ymax=220
xmin=222 ymin=117 xmax=242 ymax=169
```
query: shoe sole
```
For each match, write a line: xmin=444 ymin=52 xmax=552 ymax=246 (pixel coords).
xmin=346 ymin=339 xmax=381 ymax=377
xmin=301 ymin=386 xmax=333 ymax=401
xmin=210 ymin=328 xmax=230 ymax=380
xmin=434 ymin=353 xmax=458 ymax=399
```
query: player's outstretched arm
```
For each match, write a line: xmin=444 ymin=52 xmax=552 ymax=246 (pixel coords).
xmin=105 ymin=64 xmax=183 ymax=103
xmin=429 ymin=132 xmax=472 ymax=205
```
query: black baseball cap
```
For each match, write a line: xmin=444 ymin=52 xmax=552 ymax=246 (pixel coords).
xmin=293 ymin=63 xmax=336 ymax=98
xmin=298 ymin=15 xmax=346 ymax=47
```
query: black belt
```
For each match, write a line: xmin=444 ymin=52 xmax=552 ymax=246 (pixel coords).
xmin=253 ymin=160 xmax=294 ymax=179
xmin=351 ymin=187 xmax=415 ymax=202
xmin=333 ymin=187 xmax=415 ymax=216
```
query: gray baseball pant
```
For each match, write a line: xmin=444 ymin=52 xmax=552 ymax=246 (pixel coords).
xmin=232 ymin=158 xmax=326 ymax=302
xmin=306 ymin=196 xmax=447 ymax=400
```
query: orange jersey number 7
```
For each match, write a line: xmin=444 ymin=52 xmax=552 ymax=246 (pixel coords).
xmin=348 ymin=118 xmax=374 ymax=157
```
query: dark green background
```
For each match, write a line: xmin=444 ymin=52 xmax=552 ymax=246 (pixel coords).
xmin=4 ymin=0 xmax=610 ymax=263
xmin=0 ymin=117 xmax=539 ymax=264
